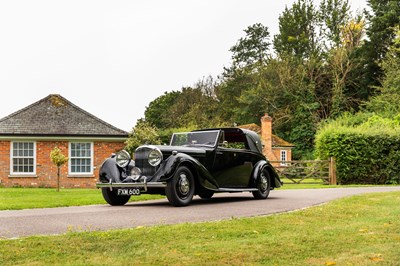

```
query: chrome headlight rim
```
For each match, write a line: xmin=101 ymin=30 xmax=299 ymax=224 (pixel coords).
xmin=148 ymin=147 xmax=163 ymax=167
xmin=116 ymin=150 xmax=131 ymax=168
xmin=130 ymin=166 xmax=142 ymax=181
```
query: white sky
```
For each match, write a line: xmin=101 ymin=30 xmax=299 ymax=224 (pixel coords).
xmin=0 ymin=0 xmax=367 ymax=132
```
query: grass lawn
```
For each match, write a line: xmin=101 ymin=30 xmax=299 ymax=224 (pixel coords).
xmin=0 ymin=188 xmax=163 ymax=210
xmin=1 ymin=191 xmax=399 ymax=265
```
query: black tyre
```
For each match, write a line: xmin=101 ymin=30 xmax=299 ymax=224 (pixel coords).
xmin=197 ymin=189 xmax=214 ymax=199
xmin=165 ymin=166 xmax=195 ymax=207
xmin=101 ymin=188 xmax=131 ymax=206
xmin=252 ymin=168 xmax=271 ymax=199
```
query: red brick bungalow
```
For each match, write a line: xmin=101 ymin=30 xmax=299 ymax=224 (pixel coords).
xmin=240 ymin=114 xmax=295 ymax=166
xmin=0 ymin=94 xmax=128 ymax=188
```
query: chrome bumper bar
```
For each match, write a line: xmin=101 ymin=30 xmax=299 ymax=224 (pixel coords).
xmin=96 ymin=180 xmax=167 ymax=192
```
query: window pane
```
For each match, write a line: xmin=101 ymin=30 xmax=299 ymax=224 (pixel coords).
xmin=70 ymin=143 xmax=92 ymax=173
xmin=11 ymin=142 xmax=35 ymax=173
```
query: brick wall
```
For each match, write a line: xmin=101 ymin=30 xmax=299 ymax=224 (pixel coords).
xmin=0 ymin=140 xmax=125 ymax=188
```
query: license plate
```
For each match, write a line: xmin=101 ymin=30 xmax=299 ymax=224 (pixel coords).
xmin=117 ymin=188 xmax=141 ymax=196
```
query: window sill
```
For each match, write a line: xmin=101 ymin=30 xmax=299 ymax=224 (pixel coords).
xmin=8 ymin=174 xmax=38 ymax=178
xmin=67 ymin=174 xmax=95 ymax=178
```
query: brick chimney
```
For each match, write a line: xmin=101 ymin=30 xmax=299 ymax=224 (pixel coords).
xmin=261 ymin=113 xmax=276 ymax=160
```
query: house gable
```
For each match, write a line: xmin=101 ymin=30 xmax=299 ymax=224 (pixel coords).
xmin=0 ymin=94 xmax=128 ymax=138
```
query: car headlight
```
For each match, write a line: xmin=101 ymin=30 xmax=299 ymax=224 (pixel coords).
xmin=148 ymin=147 xmax=162 ymax=166
xmin=116 ymin=150 xmax=131 ymax=168
xmin=130 ymin=167 xmax=142 ymax=181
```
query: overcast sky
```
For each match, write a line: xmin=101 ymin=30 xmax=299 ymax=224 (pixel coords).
xmin=0 ymin=0 xmax=367 ymax=132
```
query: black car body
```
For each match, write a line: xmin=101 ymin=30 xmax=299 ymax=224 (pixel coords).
xmin=96 ymin=127 xmax=283 ymax=206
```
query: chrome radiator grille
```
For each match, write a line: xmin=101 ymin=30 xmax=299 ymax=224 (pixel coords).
xmin=134 ymin=148 xmax=157 ymax=176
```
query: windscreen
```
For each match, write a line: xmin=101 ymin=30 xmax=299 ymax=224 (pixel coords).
xmin=170 ymin=131 xmax=219 ymax=147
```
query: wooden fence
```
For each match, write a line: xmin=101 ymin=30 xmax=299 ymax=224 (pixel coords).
xmin=269 ymin=157 xmax=337 ymax=185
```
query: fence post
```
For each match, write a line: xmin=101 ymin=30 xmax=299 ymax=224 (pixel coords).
xmin=329 ymin=157 xmax=337 ymax=185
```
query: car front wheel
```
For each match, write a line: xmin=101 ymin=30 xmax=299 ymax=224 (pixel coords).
xmin=101 ymin=188 xmax=131 ymax=206
xmin=165 ymin=166 xmax=195 ymax=207
xmin=252 ymin=168 xmax=271 ymax=199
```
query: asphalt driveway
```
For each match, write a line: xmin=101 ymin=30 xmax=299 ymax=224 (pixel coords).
xmin=1 ymin=186 xmax=400 ymax=239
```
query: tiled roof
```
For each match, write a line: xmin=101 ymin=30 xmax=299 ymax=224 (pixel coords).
xmin=239 ymin=123 xmax=295 ymax=147
xmin=271 ymin=134 xmax=296 ymax=148
xmin=0 ymin=94 xmax=128 ymax=137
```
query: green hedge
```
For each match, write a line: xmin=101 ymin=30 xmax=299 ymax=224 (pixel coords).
xmin=315 ymin=114 xmax=400 ymax=184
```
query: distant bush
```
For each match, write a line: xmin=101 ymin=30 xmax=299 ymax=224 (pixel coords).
xmin=315 ymin=113 xmax=400 ymax=184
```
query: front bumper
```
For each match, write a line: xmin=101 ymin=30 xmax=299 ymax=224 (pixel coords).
xmin=96 ymin=179 xmax=167 ymax=192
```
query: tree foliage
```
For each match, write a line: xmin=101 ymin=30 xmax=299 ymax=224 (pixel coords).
xmin=273 ymin=0 xmax=318 ymax=58
xmin=135 ymin=0 xmax=398 ymax=160
xmin=229 ymin=23 xmax=271 ymax=69
xmin=50 ymin=147 xmax=68 ymax=167
xmin=125 ymin=120 xmax=161 ymax=154
xmin=144 ymin=91 xmax=181 ymax=129
xmin=366 ymin=29 xmax=400 ymax=115
xmin=319 ymin=0 xmax=351 ymax=49
xmin=50 ymin=146 xmax=68 ymax=192
xmin=359 ymin=0 xmax=400 ymax=94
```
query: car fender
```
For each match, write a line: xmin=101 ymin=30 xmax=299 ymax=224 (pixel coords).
xmin=154 ymin=152 xmax=219 ymax=190
xmin=99 ymin=157 xmax=134 ymax=183
xmin=251 ymin=160 xmax=283 ymax=188
xmin=99 ymin=157 xmax=121 ymax=183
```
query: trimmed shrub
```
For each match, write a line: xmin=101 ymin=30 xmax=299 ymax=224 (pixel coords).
xmin=315 ymin=114 xmax=400 ymax=184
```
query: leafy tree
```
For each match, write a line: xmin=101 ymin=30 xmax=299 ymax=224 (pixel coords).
xmin=328 ymin=19 xmax=366 ymax=116
xmin=50 ymin=147 xmax=68 ymax=192
xmin=144 ymin=91 xmax=181 ymax=129
xmin=215 ymin=69 xmax=254 ymax=124
xmin=125 ymin=120 xmax=161 ymax=154
xmin=217 ymin=23 xmax=272 ymax=125
xmin=168 ymin=86 xmax=222 ymax=129
xmin=319 ymin=0 xmax=351 ymax=49
xmin=229 ymin=23 xmax=271 ymax=69
xmin=144 ymin=76 xmax=224 ymax=132
xmin=366 ymin=29 xmax=400 ymax=115
xmin=273 ymin=0 xmax=318 ymax=59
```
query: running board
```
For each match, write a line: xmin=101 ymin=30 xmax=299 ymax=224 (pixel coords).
xmin=217 ymin=188 xmax=258 ymax=192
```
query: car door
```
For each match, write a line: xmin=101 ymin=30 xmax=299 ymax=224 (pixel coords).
xmin=211 ymin=145 xmax=253 ymax=188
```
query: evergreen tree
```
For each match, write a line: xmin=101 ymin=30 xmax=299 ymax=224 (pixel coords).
xmin=359 ymin=0 xmax=400 ymax=96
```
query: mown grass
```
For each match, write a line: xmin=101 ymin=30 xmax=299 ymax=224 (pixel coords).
xmin=0 ymin=188 xmax=163 ymax=210
xmin=1 ymin=191 xmax=399 ymax=265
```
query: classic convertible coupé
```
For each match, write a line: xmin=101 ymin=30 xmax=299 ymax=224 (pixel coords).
xmin=96 ymin=127 xmax=282 ymax=206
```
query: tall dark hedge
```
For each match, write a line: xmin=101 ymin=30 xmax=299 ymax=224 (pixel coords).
xmin=315 ymin=118 xmax=400 ymax=184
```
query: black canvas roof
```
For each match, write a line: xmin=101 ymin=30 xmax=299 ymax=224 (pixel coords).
xmin=0 ymin=94 xmax=128 ymax=138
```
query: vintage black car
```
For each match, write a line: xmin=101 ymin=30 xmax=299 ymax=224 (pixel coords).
xmin=96 ymin=127 xmax=282 ymax=207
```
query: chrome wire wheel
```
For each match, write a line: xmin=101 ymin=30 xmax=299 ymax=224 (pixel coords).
xmin=259 ymin=172 xmax=269 ymax=193
xmin=177 ymin=173 xmax=190 ymax=198
xmin=252 ymin=168 xmax=271 ymax=199
xmin=165 ymin=166 xmax=195 ymax=207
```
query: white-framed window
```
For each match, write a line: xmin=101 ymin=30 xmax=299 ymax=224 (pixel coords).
xmin=69 ymin=142 xmax=93 ymax=175
xmin=10 ymin=141 xmax=36 ymax=175
xmin=280 ymin=150 xmax=288 ymax=166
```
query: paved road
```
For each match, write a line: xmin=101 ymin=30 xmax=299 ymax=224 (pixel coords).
xmin=1 ymin=186 xmax=400 ymax=239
